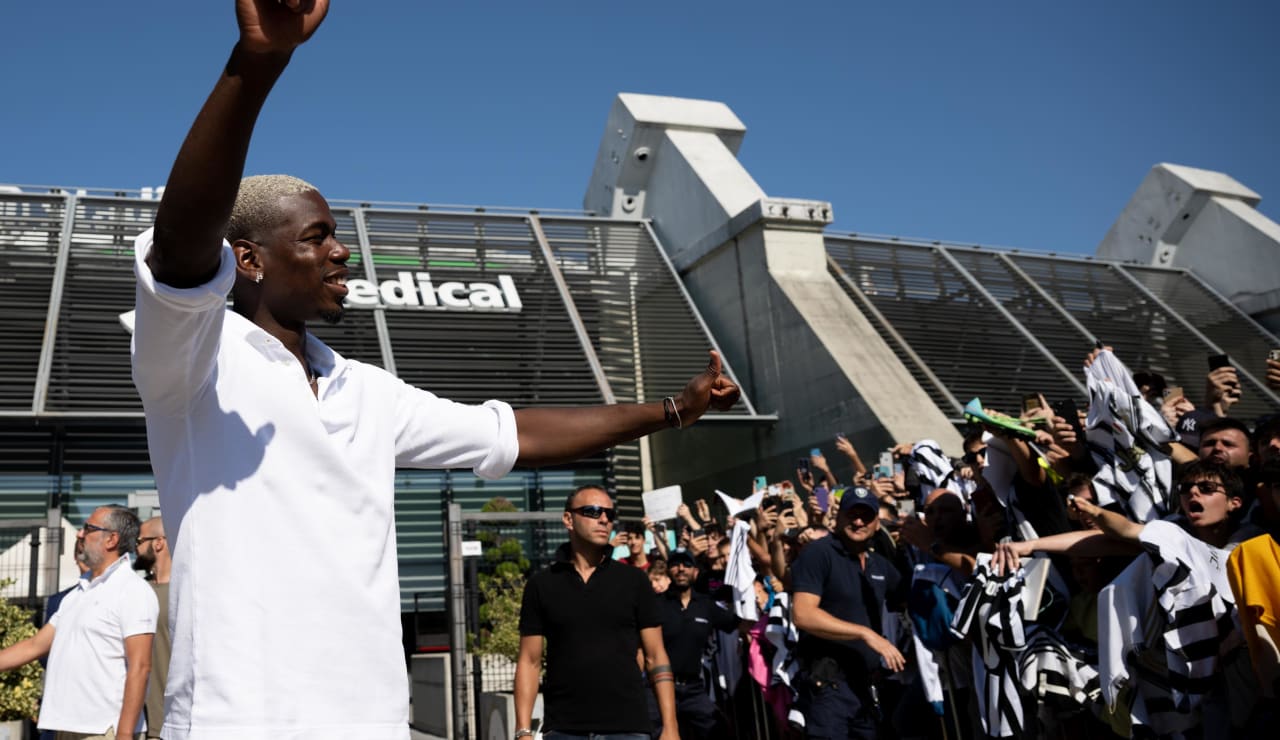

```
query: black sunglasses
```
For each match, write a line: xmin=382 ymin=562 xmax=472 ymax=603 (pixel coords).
xmin=81 ymin=522 xmax=116 ymax=535
xmin=569 ymin=505 xmax=617 ymax=522
xmin=1177 ymin=480 xmax=1225 ymax=496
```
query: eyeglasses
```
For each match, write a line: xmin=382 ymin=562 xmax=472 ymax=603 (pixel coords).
xmin=962 ymin=448 xmax=987 ymax=465
xmin=1177 ymin=480 xmax=1225 ymax=496
xmin=568 ymin=505 xmax=617 ymax=522
xmin=80 ymin=523 xmax=116 ymax=535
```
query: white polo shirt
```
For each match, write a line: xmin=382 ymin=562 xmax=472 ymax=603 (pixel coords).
xmin=130 ymin=229 xmax=519 ymax=740
xmin=41 ymin=555 xmax=159 ymax=734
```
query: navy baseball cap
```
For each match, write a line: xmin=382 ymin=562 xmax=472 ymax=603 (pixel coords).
xmin=668 ymin=549 xmax=697 ymax=567
xmin=838 ymin=486 xmax=878 ymax=515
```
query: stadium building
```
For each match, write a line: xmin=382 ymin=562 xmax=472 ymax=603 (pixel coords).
xmin=2 ymin=93 xmax=1278 ymax=618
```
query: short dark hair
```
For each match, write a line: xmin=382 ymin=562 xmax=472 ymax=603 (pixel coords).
xmin=1198 ymin=417 xmax=1251 ymax=445
xmin=1178 ymin=460 xmax=1248 ymax=510
xmin=1063 ymin=473 xmax=1095 ymax=498
xmin=564 ymin=485 xmax=610 ymax=511
xmin=100 ymin=505 xmax=141 ymax=555
xmin=963 ymin=430 xmax=985 ymax=451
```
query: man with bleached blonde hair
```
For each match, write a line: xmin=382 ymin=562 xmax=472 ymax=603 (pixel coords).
xmin=131 ymin=2 xmax=740 ymax=738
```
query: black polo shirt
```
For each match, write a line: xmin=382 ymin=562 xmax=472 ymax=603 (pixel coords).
xmin=656 ymin=588 xmax=739 ymax=681
xmin=519 ymin=544 xmax=660 ymax=733
xmin=790 ymin=534 xmax=903 ymax=676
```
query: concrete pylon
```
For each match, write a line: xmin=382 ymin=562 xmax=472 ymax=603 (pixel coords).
xmin=1097 ymin=163 xmax=1280 ymax=334
xmin=585 ymin=93 xmax=962 ymax=492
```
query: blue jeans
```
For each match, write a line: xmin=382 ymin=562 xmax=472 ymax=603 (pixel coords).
xmin=545 ymin=727 xmax=650 ymax=732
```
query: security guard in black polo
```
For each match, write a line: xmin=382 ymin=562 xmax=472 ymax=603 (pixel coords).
xmin=650 ymin=548 xmax=738 ymax=739
xmin=791 ymin=486 xmax=907 ymax=740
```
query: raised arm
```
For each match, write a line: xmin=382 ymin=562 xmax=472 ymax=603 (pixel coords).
xmin=150 ymin=0 xmax=329 ymax=288
xmin=514 ymin=350 xmax=740 ymax=466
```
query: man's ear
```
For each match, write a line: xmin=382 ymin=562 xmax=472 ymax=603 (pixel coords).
xmin=1227 ymin=495 xmax=1244 ymax=513
xmin=232 ymin=239 xmax=263 ymax=282
xmin=563 ymin=511 xmax=573 ymax=532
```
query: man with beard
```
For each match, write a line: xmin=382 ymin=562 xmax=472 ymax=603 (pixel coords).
xmin=791 ymin=486 xmax=907 ymax=739
xmin=1198 ymin=417 xmax=1255 ymax=470
xmin=0 ymin=506 xmax=157 ymax=739
xmin=134 ymin=518 xmax=171 ymax=740
xmin=515 ymin=486 xmax=679 ymax=740
xmin=650 ymin=549 xmax=738 ymax=739
xmin=133 ymin=3 xmax=740 ymax=738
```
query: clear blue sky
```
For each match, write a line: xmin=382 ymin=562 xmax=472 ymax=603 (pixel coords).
xmin=2 ymin=1 xmax=1276 ymax=254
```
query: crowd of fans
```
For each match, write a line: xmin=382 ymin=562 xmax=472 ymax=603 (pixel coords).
xmin=604 ymin=348 xmax=1280 ymax=739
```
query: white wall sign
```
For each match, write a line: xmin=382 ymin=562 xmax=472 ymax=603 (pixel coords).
xmin=346 ymin=271 xmax=523 ymax=312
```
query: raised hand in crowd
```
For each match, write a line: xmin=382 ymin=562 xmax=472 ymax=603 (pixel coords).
xmin=833 ymin=434 xmax=867 ymax=479
xmin=1267 ymin=354 xmax=1280 ymax=389
xmin=810 ymin=450 xmax=839 ymax=489
xmin=1162 ymin=392 xmax=1195 ymax=428
xmin=694 ymin=497 xmax=713 ymax=526
xmin=1205 ymin=364 xmax=1242 ymax=416
xmin=676 ymin=502 xmax=700 ymax=532
xmin=795 ymin=464 xmax=816 ymax=494
xmin=642 ymin=516 xmax=669 ymax=559
xmin=868 ymin=476 xmax=896 ymax=501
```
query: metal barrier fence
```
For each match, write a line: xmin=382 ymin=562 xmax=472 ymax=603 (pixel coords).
xmin=0 ymin=518 xmax=61 ymax=618
xmin=446 ymin=505 xmax=569 ymax=740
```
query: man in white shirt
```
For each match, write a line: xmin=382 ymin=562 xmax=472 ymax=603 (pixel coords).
xmin=0 ymin=506 xmax=158 ymax=740
xmin=133 ymin=3 xmax=740 ymax=738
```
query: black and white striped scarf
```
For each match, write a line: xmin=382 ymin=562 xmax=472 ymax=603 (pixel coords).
xmin=1017 ymin=628 xmax=1101 ymax=708
xmin=1098 ymin=521 xmax=1234 ymax=735
xmin=1084 ymin=351 xmax=1176 ymax=522
xmin=950 ymin=558 xmax=1031 ymax=739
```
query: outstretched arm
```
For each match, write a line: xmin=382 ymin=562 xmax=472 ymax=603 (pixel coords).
xmin=0 ymin=623 xmax=54 ymax=673
xmin=150 ymin=0 xmax=330 ymax=288
xmin=514 ymin=350 xmax=740 ymax=466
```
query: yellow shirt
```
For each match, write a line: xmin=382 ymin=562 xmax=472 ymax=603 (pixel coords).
xmin=1226 ymin=533 xmax=1280 ymax=698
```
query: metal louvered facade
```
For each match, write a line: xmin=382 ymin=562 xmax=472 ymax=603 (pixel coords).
xmin=826 ymin=234 xmax=1280 ymax=421
xmin=0 ymin=185 xmax=764 ymax=610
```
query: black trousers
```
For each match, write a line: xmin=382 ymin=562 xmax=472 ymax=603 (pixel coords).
xmin=648 ymin=679 xmax=725 ymax=740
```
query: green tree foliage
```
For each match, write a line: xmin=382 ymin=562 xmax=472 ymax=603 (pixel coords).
xmin=471 ymin=496 xmax=530 ymax=664
xmin=0 ymin=580 xmax=41 ymax=721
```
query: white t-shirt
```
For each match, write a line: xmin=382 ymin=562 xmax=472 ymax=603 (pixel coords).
xmin=130 ymin=229 xmax=520 ymax=740
xmin=41 ymin=555 xmax=159 ymax=734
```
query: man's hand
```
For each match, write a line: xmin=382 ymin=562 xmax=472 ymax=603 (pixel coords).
xmin=1161 ymin=394 xmax=1195 ymax=427
xmin=869 ymin=477 xmax=896 ymax=501
xmin=674 ymin=350 xmax=740 ymax=423
xmin=236 ymin=0 xmax=330 ymax=54
xmin=865 ymin=632 xmax=906 ymax=673
xmin=1266 ymin=356 xmax=1280 ymax=390
xmin=1205 ymin=365 xmax=1242 ymax=415
xmin=695 ymin=498 xmax=712 ymax=524
xmin=991 ymin=540 xmax=1032 ymax=577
